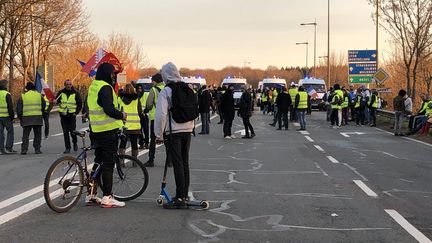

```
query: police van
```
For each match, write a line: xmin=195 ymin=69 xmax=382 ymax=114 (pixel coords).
xmin=221 ymin=77 xmax=248 ymax=107
xmin=182 ymin=76 xmax=207 ymax=91
xmin=298 ymin=78 xmax=327 ymax=110
xmin=262 ymin=78 xmax=287 ymax=90
xmin=136 ymin=78 xmax=153 ymax=92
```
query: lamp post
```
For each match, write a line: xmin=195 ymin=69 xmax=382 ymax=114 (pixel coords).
xmin=319 ymin=55 xmax=328 ymax=82
xmin=327 ymin=0 xmax=331 ymax=88
xmin=296 ymin=42 xmax=309 ymax=76
xmin=300 ymin=20 xmax=317 ymax=77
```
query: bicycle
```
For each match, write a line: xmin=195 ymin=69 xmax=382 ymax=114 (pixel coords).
xmin=43 ymin=129 xmax=149 ymax=213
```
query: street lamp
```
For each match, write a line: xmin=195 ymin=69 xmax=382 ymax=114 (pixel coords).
xmin=296 ymin=42 xmax=309 ymax=75
xmin=300 ymin=20 xmax=317 ymax=77
xmin=327 ymin=0 xmax=331 ymax=88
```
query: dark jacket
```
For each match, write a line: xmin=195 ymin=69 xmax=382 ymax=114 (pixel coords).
xmin=56 ymin=88 xmax=83 ymax=116
xmin=220 ymin=89 xmax=235 ymax=120
xmin=17 ymin=90 xmax=46 ymax=126
xmin=238 ymin=91 xmax=252 ymax=118
xmin=198 ymin=88 xmax=212 ymax=113
xmin=393 ymin=95 xmax=405 ymax=112
xmin=275 ymin=92 xmax=291 ymax=113
xmin=0 ymin=87 xmax=14 ymax=119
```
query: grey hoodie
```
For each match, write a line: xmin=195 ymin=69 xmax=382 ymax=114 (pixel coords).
xmin=154 ymin=62 xmax=194 ymax=139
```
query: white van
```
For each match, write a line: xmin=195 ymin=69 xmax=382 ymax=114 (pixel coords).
xmin=298 ymin=78 xmax=327 ymax=110
xmin=182 ymin=76 xmax=207 ymax=90
xmin=262 ymin=78 xmax=287 ymax=90
xmin=136 ymin=78 xmax=153 ymax=92
xmin=221 ymin=77 xmax=248 ymax=107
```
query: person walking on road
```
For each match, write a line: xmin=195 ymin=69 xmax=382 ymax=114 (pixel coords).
xmin=275 ymin=86 xmax=291 ymax=130
xmin=136 ymin=84 xmax=149 ymax=149
xmin=330 ymin=84 xmax=343 ymax=128
xmin=144 ymin=73 xmax=165 ymax=167
xmin=341 ymin=88 xmax=349 ymax=126
xmin=0 ymin=79 xmax=16 ymax=154
xmin=295 ymin=86 xmax=310 ymax=131
xmin=42 ymin=94 xmax=53 ymax=139
xmin=216 ymin=87 xmax=225 ymax=124
xmin=221 ymin=84 xmax=235 ymax=139
xmin=393 ymin=89 xmax=407 ymax=136
xmin=56 ymin=80 xmax=82 ymax=154
xmin=288 ymin=83 xmax=298 ymax=122
xmin=87 ymin=63 xmax=127 ymax=208
xmin=17 ymin=82 xmax=46 ymax=155
xmin=354 ymin=89 xmax=365 ymax=126
xmin=238 ymin=87 xmax=255 ymax=138
xmin=368 ymin=90 xmax=379 ymax=127
xmin=154 ymin=62 xmax=196 ymax=209
xmin=118 ymin=83 xmax=142 ymax=159
xmin=198 ymin=85 xmax=211 ymax=134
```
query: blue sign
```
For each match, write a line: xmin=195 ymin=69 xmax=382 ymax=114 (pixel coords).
xmin=349 ymin=63 xmax=377 ymax=75
xmin=348 ymin=50 xmax=377 ymax=62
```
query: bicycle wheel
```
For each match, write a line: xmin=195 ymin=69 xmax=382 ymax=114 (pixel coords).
xmin=43 ymin=156 xmax=84 ymax=213
xmin=113 ymin=154 xmax=148 ymax=201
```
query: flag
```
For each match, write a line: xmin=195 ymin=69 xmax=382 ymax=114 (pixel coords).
xmin=77 ymin=59 xmax=96 ymax=77
xmin=35 ymin=72 xmax=55 ymax=102
xmin=306 ymin=86 xmax=318 ymax=98
xmin=80 ymin=48 xmax=123 ymax=77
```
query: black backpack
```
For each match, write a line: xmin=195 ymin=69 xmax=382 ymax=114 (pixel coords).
xmin=167 ymin=82 xmax=199 ymax=123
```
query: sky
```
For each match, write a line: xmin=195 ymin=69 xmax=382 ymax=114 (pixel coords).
xmin=83 ymin=0 xmax=386 ymax=70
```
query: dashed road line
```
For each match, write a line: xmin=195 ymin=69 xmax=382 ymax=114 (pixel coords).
xmin=314 ymin=145 xmax=325 ymax=152
xmin=304 ymin=136 xmax=314 ymax=142
xmin=299 ymin=130 xmax=310 ymax=135
xmin=385 ymin=209 xmax=432 ymax=243
xmin=353 ymin=180 xmax=378 ymax=198
xmin=327 ymin=156 xmax=339 ymax=164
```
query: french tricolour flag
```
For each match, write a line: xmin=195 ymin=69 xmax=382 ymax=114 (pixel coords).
xmin=306 ymin=86 xmax=318 ymax=98
xmin=35 ymin=71 xmax=55 ymax=102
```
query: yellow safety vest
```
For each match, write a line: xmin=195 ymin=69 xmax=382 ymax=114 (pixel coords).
xmin=419 ymin=101 xmax=430 ymax=114
xmin=119 ymin=99 xmax=141 ymax=131
xmin=43 ymin=96 xmax=50 ymax=112
xmin=140 ymin=92 xmax=149 ymax=112
xmin=297 ymin=91 xmax=308 ymax=109
xmin=148 ymin=83 xmax=165 ymax=121
xmin=22 ymin=90 xmax=42 ymax=117
xmin=272 ymin=90 xmax=278 ymax=103
xmin=261 ymin=93 xmax=268 ymax=102
xmin=341 ymin=96 xmax=349 ymax=109
xmin=354 ymin=96 xmax=361 ymax=108
xmin=87 ymin=80 xmax=123 ymax=133
xmin=289 ymin=88 xmax=298 ymax=103
xmin=331 ymin=90 xmax=343 ymax=110
xmin=369 ymin=94 xmax=378 ymax=108
xmin=0 ymin=90 xmax=9 ymax=118
xmin=58 ymin=93 xmax=77 ymax=115
xmin=425 ymin=101 xmax=432 ymax=116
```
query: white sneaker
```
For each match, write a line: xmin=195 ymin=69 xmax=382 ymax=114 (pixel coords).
xmin=230 ymin=135 xmax=236 ymax=139
xmin=100 ymin=195 xmax=125 ymax=208
xmin=224 ymin=136 xmax=232 ymax=140
xmin=85 ymin=194 xmax=102 ymax=206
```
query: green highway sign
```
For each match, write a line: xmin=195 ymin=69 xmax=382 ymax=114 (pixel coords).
xmin=349 ymin=75 xmax=373 ymax=83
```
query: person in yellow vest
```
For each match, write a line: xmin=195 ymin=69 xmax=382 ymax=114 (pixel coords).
xmin=56 ymin=80 xmax=82 ymax=154
xmin=118 ymin=83 xmax=142 ymax=158
xmin=288 ymin=83 xmax=298 ymax=122
xmin=341 ymin=88 xmax=349 ymax=126
xmin=294 ymin=86 xmax=310 ymax=130
xmin=261 ymin=88 xmax=269 ymax=114
xmin=16 ymin=82 xmax=46 ymax=155
xmin=354 ymin=89 xmax=365 ymax=126
xmin=368 ymin=89 xmax=379 ymax=127
xmin=0 ymin=79 xmax=16 ymax=154
xmin=330 ymin=84 xmax=343 ymax=128
xmin=136 ymin=84 xmax=149 ymax=149
xmin=87 ymin=63 xmax=127 ymax=208
xmin=144 ymin=73 xmax=165 ymax=167
xmin=41 ymin=94 xmax=53 ymax=139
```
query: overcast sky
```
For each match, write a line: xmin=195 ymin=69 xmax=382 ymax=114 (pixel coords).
xmin=83 ymin=0 xmax=386 ymax=69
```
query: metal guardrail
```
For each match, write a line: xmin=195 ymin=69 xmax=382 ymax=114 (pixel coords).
xmin=377 ymin=109 xmax=395 ymax=119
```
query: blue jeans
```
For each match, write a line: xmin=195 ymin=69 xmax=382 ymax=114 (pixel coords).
xmin=200 ymin=113 xmax=210 ymax=134
xmin=297 ymin=110 xmax=306 ymax=130
xmin=0 ymin=117 xmax=14 ymax=151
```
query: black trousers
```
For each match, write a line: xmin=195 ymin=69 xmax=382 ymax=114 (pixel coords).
xmin=355 ymin=108 xmax=365 ymax=125
xmin=21 ymin=125 xmax=42 ymax=152
xmin=331 ymin=109 xmax=339 ymax=126
xmin=119 ymin=134 xmax=139 ymax=150
xmin=242 ymin=116 xmax=254 ymax=136
xmin=223 ymin=116 xmax=233 ymax=137
xmin=148 ymin=120 xmax=156 ymax=161
xmin=217 ymin=105 xmax=224 ymax=123
xmin=138 ymin=115 xmax=149 ymax=146
xmin=92 ymin=130 xmax=118 ymax=196
xmin=290 ymin=106 xmax=297 ymax=121
xmin=277 ymin=112 xmax=289 ymax=129
xmin=166 ymin=132 xmax=191 ymax=199
xmin=42 ymin=112 xmax=49 ymax=137
xmin=60 ymin=115 xmax=77 ymax=149
xmin=370 ymin=107 xmax=376 ymax=126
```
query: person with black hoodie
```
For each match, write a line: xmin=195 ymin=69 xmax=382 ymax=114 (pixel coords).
xmin=118 ymin=83 xmax=142 ymax=159
xmin=238 ymin=87 xmax=255 ymax=138
xmin=275 ymin=86 xmax=291 ymax=130
xmin=198 ymin=85 xmax=212 ymax=134
xmin=86 ymin=63 xmax=127 ymax=208
xmin=220 ymin=84 xmax=235 ymax=139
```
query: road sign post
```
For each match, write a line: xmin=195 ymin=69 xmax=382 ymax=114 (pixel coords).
xmin=348 ymin=50 xmax=377 ymax=84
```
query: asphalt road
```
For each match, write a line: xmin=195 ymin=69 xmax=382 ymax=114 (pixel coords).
xmin=0 ymin=111 xmax=431 ymax=243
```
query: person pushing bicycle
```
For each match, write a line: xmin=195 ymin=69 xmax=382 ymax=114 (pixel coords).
xmin=86 ymin=63 xmax=127 ymax=208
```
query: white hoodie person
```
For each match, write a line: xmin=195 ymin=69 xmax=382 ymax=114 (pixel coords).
xmin=154 ymin=62 xmax=195 ymax=141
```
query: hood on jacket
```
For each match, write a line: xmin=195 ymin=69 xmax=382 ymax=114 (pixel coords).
xmin=96 ymin=63 xmax=116 ymax=86
xmin=161 ymin=62 xmax=181 ymax=84
xmin=120 ymin=93 xmax=138 ymax=105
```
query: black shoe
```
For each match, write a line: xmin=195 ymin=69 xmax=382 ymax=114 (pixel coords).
xmin=269 ymin=123 xmax=276 ymax=127
xmin=20 ymin=151 xmax=27 ymax=155
xmin=6 ymin=149 xmax=17 ymax=154
xmin=394 ymin=133 xmax=400 ymax=136
xmin=276 ymin=128 xmax=282 ymax=130
xmin=138 ymin=144 xmax=145 ymax=150
xmin=63 ymin=148 xmax=71 ymax=154
xmin=144 ymin=160 xmax=154 ymax=167
xmin=144 ymin=144 xmax=149 ymax=149
xmin=163 ymin=197 xmax=187 ymax=209
xmin=241 ymin=135 xmax=251 ymax=139
xmin=198 ymin=132 xmax=206 ymax=134
xmin=296 ymin=129 xmax=302 ymax=131
xmin=73 ymin=143 xmax=78 ymax=151
xmin=217 ymin=122 xmax=223 ymax=124
xmin=250 ymin=133 xmax=256 ymax=137
xmin=35 ymin=150 xmax=42 ymax=154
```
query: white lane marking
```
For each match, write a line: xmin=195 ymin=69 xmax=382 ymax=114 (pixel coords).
xmin=314 ymin=145 xmax=325 ymax=152
xmin=385 ymin=209 xmax=432 ymax=243
xmin=375 ymin=127 xmax=394 ymax=136
xmin=294 ymin=123 xmax=300 ymax=127
xmin=340 ymin=132 xmax=365 ymax=138
xmin=304 ymin=136 xmax=314 ymax=142
xmin=234 ymin=129 xmax=246 ymax=136
xmin=376 ymin=127 xmax=432 ymax=148
xmin=217 ymin=146 xmax=224 ymax=151
xmin=341 ymin=133 xmax=350 ymax=138
xmin=0 ymin=186 xmax=43 ymax=210
xmin=327 ymin=156 xmax=339 ymax=164
xmin=51 ymin=133 xmax=63 ymax=137
xmin=13 ymin=139 xmax=32 ymax=145
xmin=299 ymin=131 xmax=310 ymax=135
xmin=353 ymin=180 xmax=378 ymax=197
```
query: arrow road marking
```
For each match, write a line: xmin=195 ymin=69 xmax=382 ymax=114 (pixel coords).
xmin=340 ymin=132 xmax=365 ymax=138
